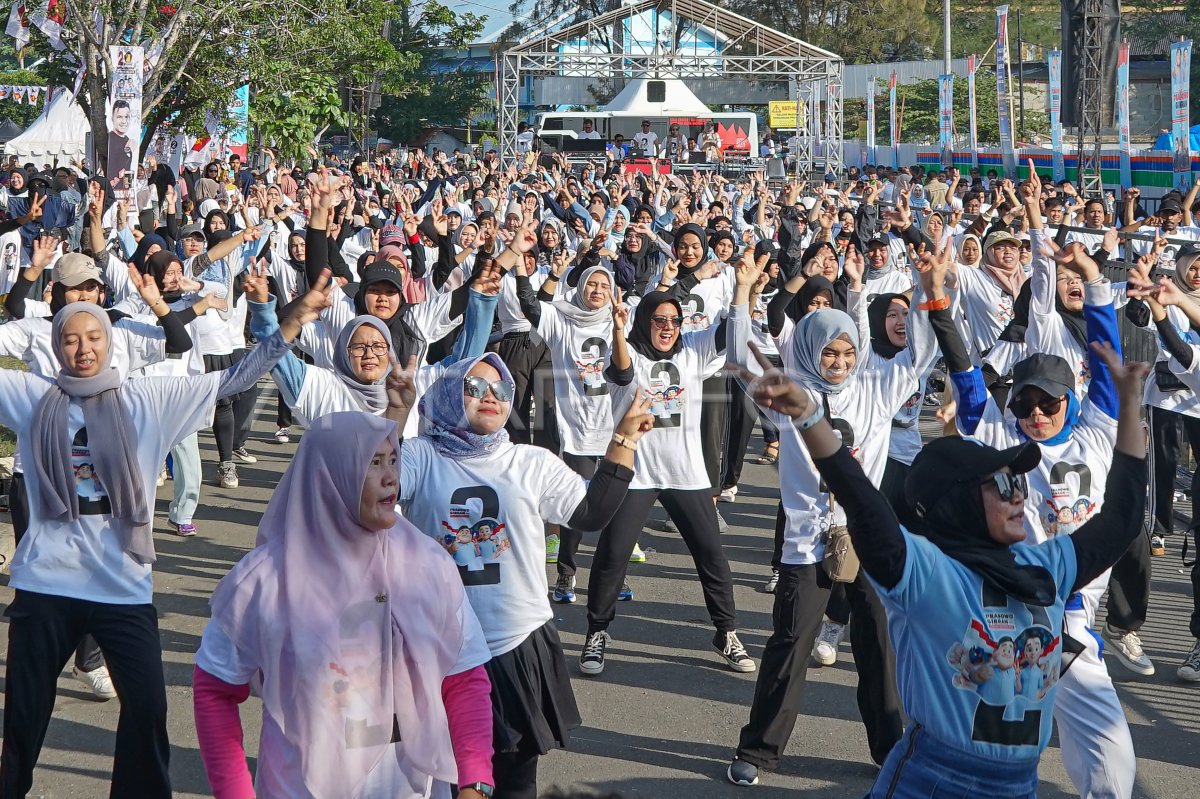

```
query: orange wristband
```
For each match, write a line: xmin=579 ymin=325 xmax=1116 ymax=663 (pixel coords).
xmin=917 ymin=295 xmax=951 ymax=312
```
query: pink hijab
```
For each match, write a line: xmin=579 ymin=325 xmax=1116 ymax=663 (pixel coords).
xmin=378 ymin=244 xmax=428 ymax=304
xmin=209 ymin=412 xmax=463 ymax=797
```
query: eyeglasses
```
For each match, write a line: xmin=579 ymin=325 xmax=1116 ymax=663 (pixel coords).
xmin=347 ymin=342 xmax=390 ymax=357
xmin=983 ymin=471 xmax=1027 ymax=502
xmin=464 ymin=375 xmax=515 ymax=402
xmin=651 ymin=315 xmax=684 ymax=329
xmin=1009 ymin=393 xmax=1065 ymax=419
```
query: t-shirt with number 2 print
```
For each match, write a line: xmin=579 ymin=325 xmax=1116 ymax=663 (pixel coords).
xmin=609 ymin=324 xmax=725 ymax=491
xmin=399 ymin=437 xmax=587 ymax=657
xmin=537 ymin=301 xmax=615 ymax=457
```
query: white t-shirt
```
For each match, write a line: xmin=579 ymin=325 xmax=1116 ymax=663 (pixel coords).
xmin=633 ymin=131 xmax=659 ymax=156
xmin=952 ymin=264 xmax=1017 ymax=360
xmin=290 ymin=361 xmax=445 ymax=440
xmin=675 ymin=270 xmax=735 ymax=334
xmin=195 ymin=593 xmax=490 ymax=799
xmin=1025 ymin=229 xmax=1102 ymax=396
xmin=0 ymin=371 xmax=222 ymax=604
xmin=577 ymin=130 xmax=601 ymax=140
xmin=1142 ymin=304 xmax=1200 ymax=418
xmin=0 ymin=229 xmax=24 ymax=295
xmin=399 ymin=437 xmax=586 ymax=656
xmin=537 ymin=301 xmax=615 ymax=456
xmin=610 ymin=325 xmax=725 ymax=490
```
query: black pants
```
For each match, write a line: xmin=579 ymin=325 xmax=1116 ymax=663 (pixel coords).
xmin=879 ymin=456 xmax=920 ymax=531
xmin=556 ymin=453 xmax=599 ymax=580
xmin=276 ymin=390 xmax=294 ymax=429
xmin=770 ymin=502 xmax=786 ymax=571
xmin=1147 ymin=404 xmax=1200 ymax=534
xmin=230 ymin=349 xmax=260 ymax=452
xmin=826 ymin=582 xmax=850 ymax=626
xmin=722 ymin=375 xmax=780 ymax=490
xmin=586 ymin=488 xmax=736 ymax=635
xmin=1105 ymin=529 xmax=1153 ymax=632
xmin=699 ymin=374 xmax=729 ymax=495
xmin=491 ymin=751 xmax=538 ymax=799
xmin=495 ymin=332 xmax=557 ymax=451
xmin=1191 ymin=544 xmax=1200 ymax=639
xmin=1 ymin=591 xmax=171 ymax=798
xmin=8 ymin=474 xmax=103 ymax=674
xmin=736 ymin=564 xmax=903 ymax=769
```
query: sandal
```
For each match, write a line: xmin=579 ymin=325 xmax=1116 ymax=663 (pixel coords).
xmin=756 ymin=444 xmax=779 ymax=465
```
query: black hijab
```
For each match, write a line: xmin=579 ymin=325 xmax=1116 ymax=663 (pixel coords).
xmin=672 ymin=223 xmax=708 ymax=277
xmin=788 ymin=275 xmax=840 ymax=322
xmin=617 ymin=231 xmax=656 ymax=296
xmin=203 ymin=209 xmax=231 ymax=248
xmin=912 ymin=478 xmax=1056 ymax=607
xmin=147 ymin=251 xmax=185 ymax=302
xmin=628 ymin=291 xmax=683 ymax=361
xmin=868 ymin=293 xmax=909 ymax=358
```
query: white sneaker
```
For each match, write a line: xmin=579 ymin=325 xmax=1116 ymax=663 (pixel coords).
xmin=719 ymin=486 xmax=738 ymax=503
xmin=1102 ymin=624 xmax=1155 ymax=676
xmin=73 ymin=665 xmax=117 ymax=700
xmin=274 ymin=427 xmax=291 ymax=444
xmin=1178 ymin=639 xmax=1200 ymax=682
xmin=812 ymin=620 xmax=845 ymax=667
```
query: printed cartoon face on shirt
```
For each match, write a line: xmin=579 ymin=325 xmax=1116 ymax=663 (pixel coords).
xmin=326 ymin=599 xmax=398 ymax=749
xmin=680 ymin=294 xmax=708 ymax=333
xmin=647 ymin=361 xmax=685 ymax=429
xmin=1039 ymin=461 xmax=1095 ymax=538
xmin=946 ymin=583 xmax=1061 ymax=749
xmin=72 ymin=428 xmax=111 ymax=514
xmin=575 ymin=336 xmax=610 ymax=396
xmin=996 ymin=293 xmax=1016 ymax=329
xmin=437 ymin=485 xmax=508 ymax=586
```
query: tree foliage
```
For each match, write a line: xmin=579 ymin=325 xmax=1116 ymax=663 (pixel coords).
xmin=0 ymin=69 xmax=47 ymax=128
xmin=1127 ymin=1 xmax=1200 ymax=99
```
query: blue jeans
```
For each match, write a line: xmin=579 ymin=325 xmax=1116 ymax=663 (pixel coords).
xmin=869 ymin=724 xmax=1039 ymax=799
xmin=168 ymin=432 xmax=201 ymax=525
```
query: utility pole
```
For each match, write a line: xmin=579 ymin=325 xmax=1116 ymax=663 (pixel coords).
xmin=1017 ymin=8 xmax=1026 ymax=140
xmin=943 ymin=0 xmax=952 ymax=73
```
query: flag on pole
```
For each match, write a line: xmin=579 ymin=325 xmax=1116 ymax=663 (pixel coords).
xmin=1049 ymin=49 xmax=1065 ymax=182
xmin=1171 ymin=39 xmax=1193 ymax=189
xmin=938 ymin=74 xmax=954 ymax=168
xmin=5 ymin=2 xmax=30 ymax=48
xmin=889 ymin=71 xmax=898 ymax=169
xmin=967 ymin=54 xmax=979 ymax=169
xmin=866 ymin=78 xmax=876 ymax=166
xmin=1117 ymin=41 xmax=1132 ymax=189
xmin=31 ymin=0 xmax=66 ymax=50
xmin=995 ymin=5 xmax=1018 ymax=177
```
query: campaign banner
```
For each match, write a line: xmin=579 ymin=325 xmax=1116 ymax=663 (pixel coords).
xmin=1048 ymin=49 xmax=1065 ymax=182
xmin=1171 ymin=39 xmax=1192 ymax=189
xmin=938 ymin=73 xmax=954 ymax=167
xmin=889 ymin=71 xmax=898 ymax=168
xmin=11 ymin=85 xmax=24 ymax=103
xmin=866 ymin=78 xmax=876 ymax=166
xmin=26 ymin=84 xmax=38 ymax=105
xmin=107 ymin=45 xmax=144 ymax=204
xmin=224 ymin=83 xmax=250 ymax=161
xmin=1117 ymin=41 xmax=1132 ymax=189
xmin=995 ymin=5 xmax=1017 ymax=177
xmin=968 ymin=54 xmax=979 ymax=168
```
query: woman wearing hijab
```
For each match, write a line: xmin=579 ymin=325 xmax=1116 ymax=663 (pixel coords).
xmin=737 ymin=336 xmax=1147 ymax=798
xmin=612 ymin=225 xmax=665 ymax=297
xmin=724 ymin=249 xmax=940 ymax=786
xmin=952 ymin=229 xmax=1028 ymax=360
xmin=931 ymin=236 xmax=1140 ymax=799
xmin=246 ymin=259 xmax=500 ymax=437
xmin=194 ymin=412 xmax=496 ymax=799
xmin=513 ymin=263 xmax=619 ymax=603
xmin=579 ymin=276 xmax=754 ymax=677
xmin=0 ymin=280 xmax=327 ymax=797
xmin=394 ymin=352 xmax=651 ymax=798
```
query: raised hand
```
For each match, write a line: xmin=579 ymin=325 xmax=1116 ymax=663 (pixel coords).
xmin=242 ymin=260 xmax=271 ymax=304
xmin=509 ymin=222 xmax=538 ymax=255
xmin=1052 ymin=242 xmax=1101 ymax=282
xmin=386 ymin=355 xmax=420 ymax=412
xmin=471 ymin=261 xmax=502 ymax=296
xmin=18 ymin=192 xmax=47 ymax=225
xmin=735 ymin=341 xmax=819 ymax=420
xmin=611 ymin=286 xmax=630 ymax=328
xmin=614 ymin=392 xmax=655 ymax=443
xmin=1090 ymin=340 xmax=1149 ymax=404
xmin=661 ymin=258 xmax=680 ymax=285
xmin=842 ymin=245 xmax=865 ymax=288
xmin=28 ymin=234 xmax=58 ymax=273
xmin=735 ymin=249 xmax=766 ymax=289
xmin=128 ymin=263 xmax=164 ymax=308
xmin=289 ymin=269 xmax=334 ymax=329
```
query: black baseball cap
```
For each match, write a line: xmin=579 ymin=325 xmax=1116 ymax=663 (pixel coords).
xmin=753 ymin=240 xmax=780 ymax=263
xmin=1159 ymin=198 xmax=1183 ymax=215
xmin=360 ymin=261 xmax=406 ymax=290
xmin=864 ymin=235 xmax=889 ymax=250
xmin=1010 ymin=354 xmax=1074 ymax=403
xmin=906 ymin=437 xmax=1041 ymax=521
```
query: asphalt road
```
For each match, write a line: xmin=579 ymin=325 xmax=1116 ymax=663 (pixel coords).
xmin=1 ymin=389 xmax=1198 ymax=798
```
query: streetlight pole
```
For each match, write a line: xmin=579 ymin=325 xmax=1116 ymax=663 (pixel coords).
xmin=943 ymin=0 xmax=952 ymax=74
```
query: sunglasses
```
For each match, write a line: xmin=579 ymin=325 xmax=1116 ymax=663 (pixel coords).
xmin=984 ymin=471 xmax=1028 ymax=502
xmin=464 ymin=375 xmax=515 ymax=402
xmin=1009 ymin=393 xmax=1065 ymax=419
xmin=651 ymin=315 xmax=684 ymax=329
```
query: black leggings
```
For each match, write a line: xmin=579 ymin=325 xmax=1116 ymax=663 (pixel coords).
xmin=722 ymin=375 xmax=780 ymax=490
xmin=8 ymin=473 xmax=103 ymax=673
xmin=556 ymin=453 xmax=599 ymax=580
xmin=735 ymin=564 xmax=903 ymax=769
xmin=586 ymin=488 xmax=736 ymax=635
xmin=495 ymin=332 xmax=558 ymax=451
xmin=205 ymin=351 xmax=258 ymax=462
xmin=490 ymin=750 xmax=538 ymax=799
xmin=1147 ymin=404 xmax=1200 ymax=534
xmin=699 ymin=374 xmax=729 ymax=495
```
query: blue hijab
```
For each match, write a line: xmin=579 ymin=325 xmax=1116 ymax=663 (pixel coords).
xmin=418 ymin=353 xmax=512 ymax=460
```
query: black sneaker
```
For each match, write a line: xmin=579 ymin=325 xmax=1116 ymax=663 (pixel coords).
xmin=715 ymin=631 xmax=756 ymax=673
xmin=580 ymin=630 xmax=611 ymax=676
xmin=727 ymin=757 xmax=760 ymax=786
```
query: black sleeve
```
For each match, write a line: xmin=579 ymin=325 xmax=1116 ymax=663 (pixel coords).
xmin=174 ymin=305 xmax=199 ymax=325
xmin=447 ymin=280 xmax=471 ymax=322
xmin=153 ymin=310 xmax=194 ymax=354
xmin=164 ymin=209 xmax=179 ymax=243
xmin=0 ymin=216 xmax=25 ymax=236
xmin=1124 ymin=297 xmax=1150 ymax=328
xmin=564 ymin=459 xmax=635 ymax=532
xmin=432 ymin=234 xmax=458 ymax=289
xmin=605 ymin=357 xmax=635 ymax=386
xmin=1054 ymin=221 xmax=1070 ymax=249
xmin=813 ymin=445 xmax=906 ymax=589
xmin=325 ymin=234 xmax=354 ymax=283
xmin=4 ymin=271 xmax=33 ymax=319
xmin=305 ymin=224 xmax=329 ymax=286
xmin=930 ymin=305 xmax=971 ymax=373
xmin=1069 ymin=452 xmax=1149 ymax=591
xmin=1154 ymin=316 xmax=1194 ymax=368
xmin=408 ymin=237 xmax=427 ymax=279
xmin=515 ymin=274 xmax=542 ymax=326
xmin=898 ymin=223 xmax=924 ymax=252
xmin=713 ymin=315 xmax=729 ymax=354
xmin=766 ymin=285 xmax=799 ymax=338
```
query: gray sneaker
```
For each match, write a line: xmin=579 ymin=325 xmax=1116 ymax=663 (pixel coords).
xmin=1102 ymin=624 xmax=1155 ymax=676
xmin=217 ymin=461 xmax=239 ymax=489
xmin=580 ymin=630 xmax=611 ymax=676
xmin=1178 ymin=639 xmax=1200 ymax=682
xmin=727 ymin=757 xmax=760 ymax=786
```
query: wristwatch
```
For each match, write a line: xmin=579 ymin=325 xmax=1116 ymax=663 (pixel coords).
xmin=462 ymin=783 xmax=494 ymax=797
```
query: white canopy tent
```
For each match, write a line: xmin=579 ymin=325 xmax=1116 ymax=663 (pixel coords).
xmin=4 ymin=89 xmax=90 ymax=164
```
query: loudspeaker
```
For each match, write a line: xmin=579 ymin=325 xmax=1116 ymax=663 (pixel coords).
xmin=647 ymin=80 xmax=666 ymax=103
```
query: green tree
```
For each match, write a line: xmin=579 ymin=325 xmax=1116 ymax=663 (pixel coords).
xmin=1127 ymin=1 xmax=1200 ymax=99
xmin=0 ymin=70 xmax=47 ymax=128
xmin=372 ymin=1 xmax=489 ymax=144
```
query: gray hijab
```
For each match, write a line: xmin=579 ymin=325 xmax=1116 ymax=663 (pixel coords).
xmin=790 ymin=307 xmax=861 ymax=395
xmin=333 ymin=315 xmax=392 ymax=415
xmin=555 ymin=265 xmax=614 ymax=328
xmin=30 ymin=303 xmax=153 ymax=563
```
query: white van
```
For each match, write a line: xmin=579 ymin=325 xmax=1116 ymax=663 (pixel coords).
xmin=534 ymin=111 xmax=757 ymax=158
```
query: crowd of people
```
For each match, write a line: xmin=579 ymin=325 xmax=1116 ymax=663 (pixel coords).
xmin=0 ymin=141 xmax=1196 ymax=799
